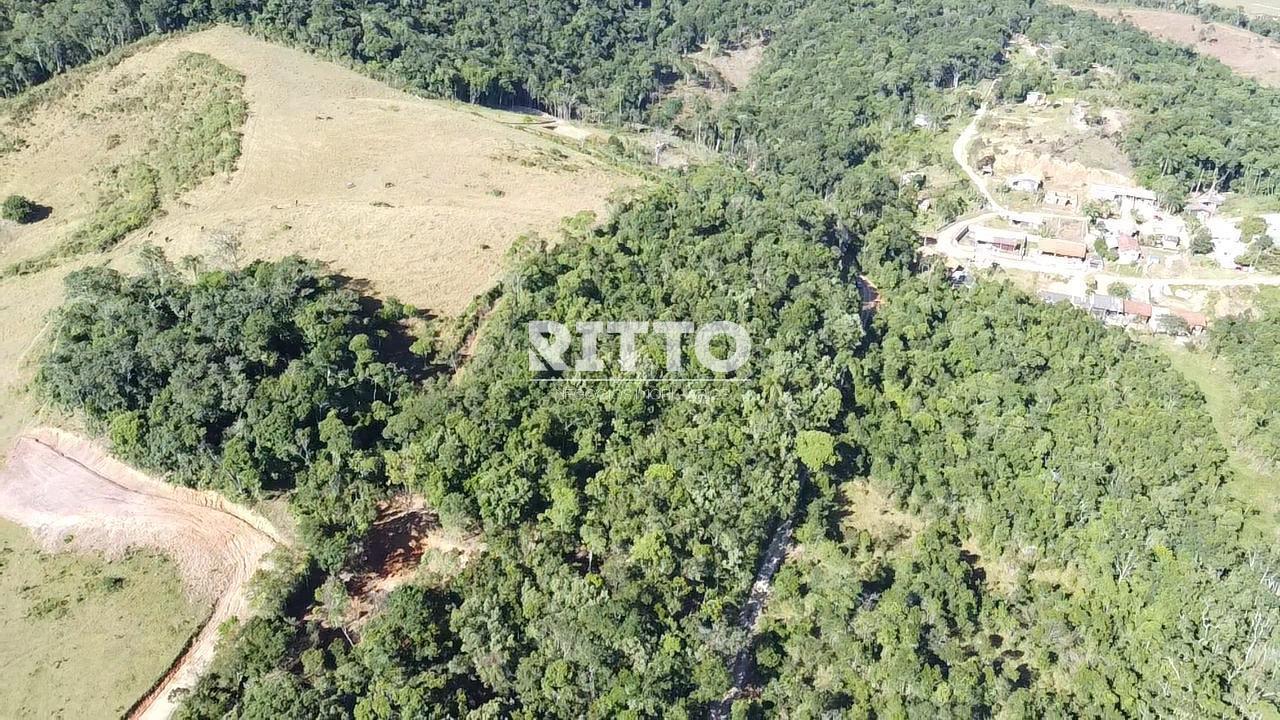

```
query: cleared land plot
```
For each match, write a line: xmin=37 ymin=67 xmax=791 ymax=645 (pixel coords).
xmin=0 ymin=428 xmax=282 ymax=719
xmin=1072 ymin=3 xmax=1280 ymax=86
xmin=687 ymin=43 xmax=766 ymax=90
xmin=1239 ymin=0 xmax=1280 ymax=16
xmin=0 ymin=519 xmax=205 ymax=720
xmin=109 ymin=26 xmax=631 ymax=316
xmin=976 ymin=99 xmax=1135 ymax=205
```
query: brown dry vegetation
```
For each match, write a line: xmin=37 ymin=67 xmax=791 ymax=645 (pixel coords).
xmin=1071 ymin=3 xmax=1280 ymax=86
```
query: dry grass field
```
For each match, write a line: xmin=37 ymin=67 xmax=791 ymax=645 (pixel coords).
xmin=0 ymin=25 xmax=634 ymax=454
xmin=0 ymin=428 xmax=284 ymax=719
xmin=1071 ymin=3 xmax=1280 ymax=86
xmin=1238 ymin=0 xmax=1280 ymax=17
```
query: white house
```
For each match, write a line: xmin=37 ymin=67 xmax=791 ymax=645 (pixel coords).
xmin=1007 ymin=173 xmax=1044 ymax=193
xmin=1089 ymin=183 xmax=1159 ymax=215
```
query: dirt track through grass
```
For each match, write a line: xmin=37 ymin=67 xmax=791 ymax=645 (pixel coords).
xmin=0 ymin=428 xmax=282 ymax=719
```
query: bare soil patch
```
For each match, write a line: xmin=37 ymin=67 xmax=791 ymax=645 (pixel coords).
xmin=1073 ymin=4 xmax=1280 ymax=86
xmin=0 ymin=428 xmax=282 ymax=719
xmin=688 ymin=43 xmax=767 ymax=91
xmin=976 ymin=99 xmax=1135 ymax=202
xmin=345 ymin=495 xmax=480 ymax=626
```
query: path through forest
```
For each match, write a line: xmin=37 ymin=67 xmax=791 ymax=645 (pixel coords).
xmin=709 ymin=516 xmax=795 ymax=719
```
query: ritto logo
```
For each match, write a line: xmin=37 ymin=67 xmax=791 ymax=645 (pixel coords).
xmin=528 ymin=320 xmax=751 ymax=382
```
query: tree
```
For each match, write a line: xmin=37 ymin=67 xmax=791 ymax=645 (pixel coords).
xmin=1189 ymin=220 xmax=1214 ymax=254
xmin=1158 ymin=313 xmax=1191 ymax=335
xmin=1 ymin=194 xmax=37 ymax=223
xmin=1106 ymin=281 xmax=1131 ymax=298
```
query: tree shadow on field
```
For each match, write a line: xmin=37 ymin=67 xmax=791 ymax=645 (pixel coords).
xmin=22 ymin=203 xmax=52 ymax=223
xmin=331 ymin=271 xmax=443 ymax=383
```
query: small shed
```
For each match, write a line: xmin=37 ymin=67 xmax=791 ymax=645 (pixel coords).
xmin=1090 ymin=294 xmax=1125 ymax=316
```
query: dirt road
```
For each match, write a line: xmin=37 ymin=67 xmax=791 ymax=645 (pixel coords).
xmin=0 ymin=429 xmax=282 ymax=719
xmin=709 ymin=516 xmax=795 ymax=720
xmin=953 ymin=106 xmax=1005 ymax=213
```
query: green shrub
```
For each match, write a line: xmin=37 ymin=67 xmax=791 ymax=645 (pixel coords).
xmin=2 ymin=194 xmax=37 ymax=223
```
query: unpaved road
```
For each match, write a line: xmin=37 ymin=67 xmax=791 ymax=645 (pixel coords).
xmin=0 ymin=428 xmax=282 ymax=720
xmin=709 ymin=516 xmax=795 ymax=720
xmin=941 ymin=102 xmax=1280 ymax=293
xmin=953 ymin=105 xmax=1005 ymax=213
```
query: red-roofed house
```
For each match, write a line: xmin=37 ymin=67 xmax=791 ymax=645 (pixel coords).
xmin=1123 ymin=299 xmax=1152 ymax=319
xmin=1116 ymin=234 xmax=1141 ymax=264
xmin=1174 ymin=309 xmax=1208 ymax=334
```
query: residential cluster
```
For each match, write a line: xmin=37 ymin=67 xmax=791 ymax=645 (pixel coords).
xmin=1040 ymin=290 xmax=1207 ymax=335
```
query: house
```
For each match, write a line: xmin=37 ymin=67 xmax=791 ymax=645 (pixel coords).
xmin=1174 ymin=309 xmax=1208 ymax=334
xmin=1007 ymin=173 xmax=1044 ymax=193
xmin=968 ymin=226 xmax=1026 ymax=255
xmin=1150 ymin=307 xmax=1208 ymax=336
xmin=1088 ymin=183 xmax=1159 ymax=215
xmin=913 ymin=113 xmax=935 ymax=129
xmin=1025 ymin=91 xmax=1046 ymax=106
xmin=1146 ymin=216 xmax=1186 ymax=249
xmin=1186 ymin=191 xmax=1225 ymax=222
xmin=1116 ymin=234 xmax=1141 ymax=264
xmin=1044 ymin=190 xmax=1077 ymax=208
xmin=977 ymin=155 xmax=996 ymax=177
xmin=1039 ymin=237 xmax=1088 ymax=259
xmin=1090 ymin=294 xmax=1125 ymax=318
xmin=1123 ymin=299 xmax=1153 ymax=320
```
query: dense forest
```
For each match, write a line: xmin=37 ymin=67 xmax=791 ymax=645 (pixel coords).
xmin=754 ymin=276 xmax=1277 ymax=715
xmin=0 ymin=0 xmax=787 ymax=120
xmin=21 ymin=0 xmax=1280 ymax=716
xmin=39 ymin=253 xmax=418 ymax=569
